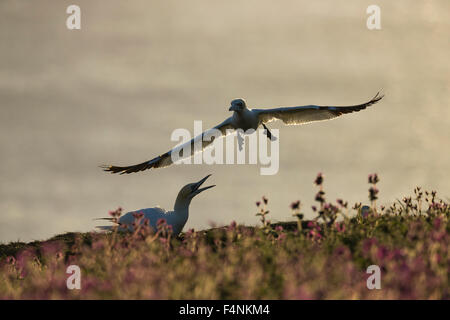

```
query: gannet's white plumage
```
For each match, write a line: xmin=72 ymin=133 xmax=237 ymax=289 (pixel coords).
xmin=102 ymin=92 xmax=383 ymax=174
xmin=96 ymin=175 xmax=215 ymax=235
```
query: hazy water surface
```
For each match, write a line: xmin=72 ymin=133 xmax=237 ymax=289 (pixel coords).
xmin=0 ymin=1 xmax=449 ymax=243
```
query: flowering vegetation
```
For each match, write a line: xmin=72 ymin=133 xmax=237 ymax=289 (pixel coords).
xmin=0 ymin=174 xmax=448 ymax=299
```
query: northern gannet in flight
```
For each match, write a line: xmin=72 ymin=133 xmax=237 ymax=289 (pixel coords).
xmin=102 ymin=92 xmax=383 ymax=174
xmin=97 ymin=175 xmax=215 ymax=235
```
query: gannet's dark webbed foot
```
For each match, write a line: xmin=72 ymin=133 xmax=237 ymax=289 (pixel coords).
xmin=237 ymin=131 xmax=244 ymax=151
xmin=262 ymin=123 xmax=277 ymax=141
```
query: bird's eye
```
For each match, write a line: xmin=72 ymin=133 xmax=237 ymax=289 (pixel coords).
xmin=237 ymin=102 xmax=242 ymax=107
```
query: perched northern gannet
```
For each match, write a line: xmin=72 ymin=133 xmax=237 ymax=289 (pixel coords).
xmin=97 ymin=175 xmax=215 ymax=235
xmin=102 ymin=92 xmax=383 ymax=174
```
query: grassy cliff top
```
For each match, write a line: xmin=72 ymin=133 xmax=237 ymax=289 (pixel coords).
xmin=1 ymin=175 xmax=448 ymax=299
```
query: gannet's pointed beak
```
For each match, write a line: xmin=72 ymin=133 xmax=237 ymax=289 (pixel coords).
xmin=229 ymin=105 xmax=237 ymax=111
xmin=192 ymin=174 xmax=215 ymax=195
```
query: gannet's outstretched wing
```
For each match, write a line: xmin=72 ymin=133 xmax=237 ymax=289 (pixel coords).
xmin=101 ymin=118 xmax=234 ymax=174
xmin=254 ymin=92 xmax=383 ymax=126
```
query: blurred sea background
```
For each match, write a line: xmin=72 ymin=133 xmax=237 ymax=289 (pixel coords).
xmin=0 ymin=0 xmax=448 ymax=243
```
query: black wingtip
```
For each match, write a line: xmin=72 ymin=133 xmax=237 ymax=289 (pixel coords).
xmin=372 ymin=91 xmax=385 ymax=103
xmin=99 ymin=164 xmax=117 ymax=174
xmin=99 ymin=164 xmax=128 ymax=174
xmin=100 ymin=158 xmax=159 ymax=175
xmin=99 ymin=165 xmax=110 ymax=172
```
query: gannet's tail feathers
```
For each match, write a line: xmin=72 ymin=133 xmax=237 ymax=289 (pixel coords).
xmin=262 ymin=123 xmax=277 ymax=141
xmin=96 ymin=225 xmax=113 ymax=231
xmin=94 ymin=217 xmax=119 ymax=231
xmin=101 ymin=118 xmax=234 ymax=174
xmin=254 ymin=92 xmax=384 ymax=126
xmin=93 ymin=217 xmax=115 ymax=221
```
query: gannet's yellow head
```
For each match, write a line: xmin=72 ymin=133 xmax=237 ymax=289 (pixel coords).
xmin=229 ymin=99 xmax=247 ymax=112
xmin=177 ymin=174 xmax=215 ymax=201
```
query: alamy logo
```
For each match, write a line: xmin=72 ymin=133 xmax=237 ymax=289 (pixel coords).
xmin=66 ymin=5 xmax=81 ymax=30
xmin=366 ymin=265 xmax=381 ymax=289
xmin=66 ymin=265 xmax=81 ymax=290
xmin=366 ymin=5 xmax=381 ymax=30
xmin=170 ymin=121 xmax=280 ymax=175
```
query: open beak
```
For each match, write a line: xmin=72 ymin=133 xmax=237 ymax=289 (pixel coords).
xmin=192 ymin=174 xmax=215 ymax=195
